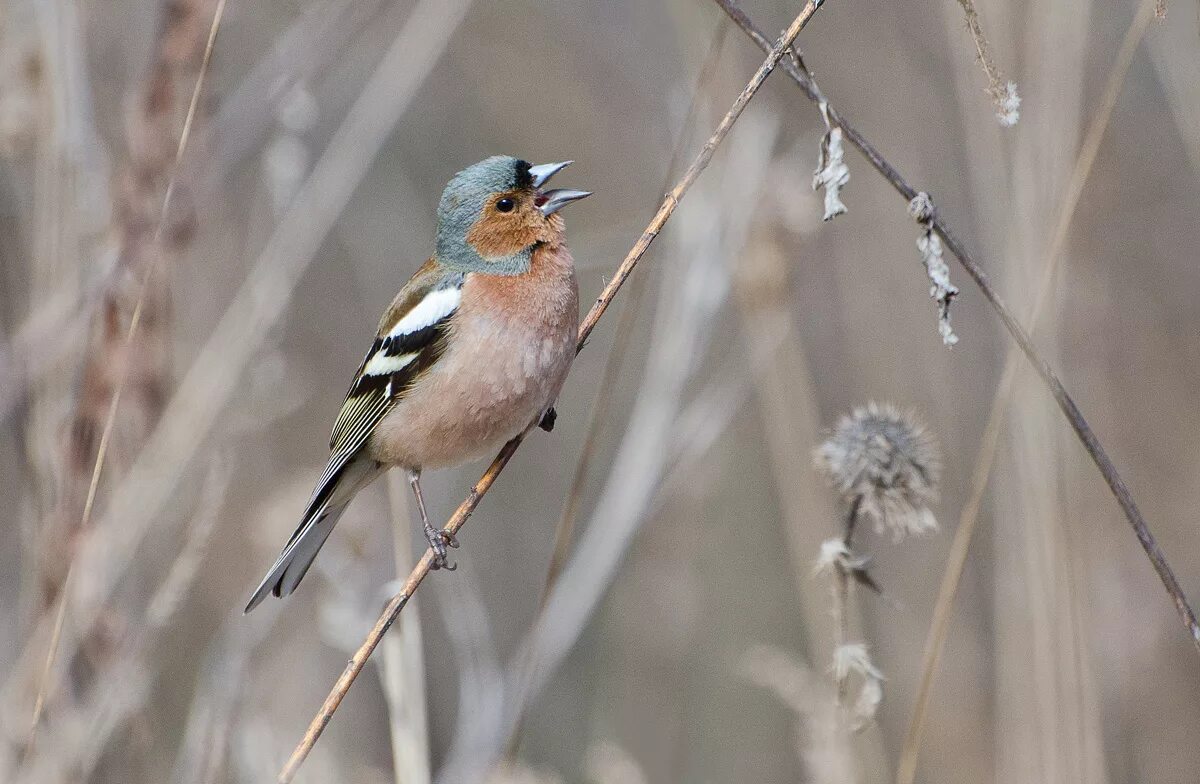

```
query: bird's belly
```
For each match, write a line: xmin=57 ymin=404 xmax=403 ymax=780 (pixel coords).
xmin=368 ymin=312 xmax=575 ymax=470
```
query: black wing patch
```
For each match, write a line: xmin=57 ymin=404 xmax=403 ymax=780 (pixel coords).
xmin=328 ymin=289 xmax=460 ymax=454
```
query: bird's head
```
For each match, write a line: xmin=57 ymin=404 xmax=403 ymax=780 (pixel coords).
xmin=435 ymin=155 xmax=590 ymax=275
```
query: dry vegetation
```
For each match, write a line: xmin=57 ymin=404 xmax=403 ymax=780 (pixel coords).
xmin=2 ymin=0 xmax=1199 ymax=782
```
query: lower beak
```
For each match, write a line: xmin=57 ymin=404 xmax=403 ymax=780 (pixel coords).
xmin=539 ymin=188 xmax=592 ymax=216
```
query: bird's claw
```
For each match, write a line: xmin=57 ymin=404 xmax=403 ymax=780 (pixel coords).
xmin=425 ymin=525 xmax=459 ymax=571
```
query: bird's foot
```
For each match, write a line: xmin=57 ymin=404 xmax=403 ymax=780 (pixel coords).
xmin=538 ymin=407 xmax=557 ymax=432
xmin=424 ymin=523 xmax=460 ymax=571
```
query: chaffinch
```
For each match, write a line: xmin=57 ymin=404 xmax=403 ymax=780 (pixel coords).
xmin=245 ymin=156 xmax=590 ymax=613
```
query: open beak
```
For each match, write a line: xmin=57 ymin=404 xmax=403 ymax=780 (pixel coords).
xmin=529 ymin=160 xmax=592 ymax=216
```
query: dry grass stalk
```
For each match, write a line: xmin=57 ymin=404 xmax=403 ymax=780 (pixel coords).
xmin=17 ymin=0 xmax=109 ymax=547
xmin=0 ymin=0 xmax=479 ymax=725
xmin=740 ymin=645 xmax=856 ymax=784
xmin=190 ymin=0 xmax=388 ymax=196
xmin=15 ymin=458 xmax=229 ymax=783
xmin=729 ymin=228 xmax=841 ymax=665
xmin=41 ymin=0 xmax=222 ymax=605
xmin=276 ymin=439 xmax=521 ymax=784
xmin=277 ymin=5 xmax=826 ymax=777
xmin=435 ymin=568 xmax=506 ymax=784
xmin=895 ymin=1 xmax=1164 ymax=779
xmin=381 ymin=473 xmax=431 ymax=784
xmin=57 ymin=0 xmax=474 ymax=639
xmin=715 ymin=0 xmax=1200 ymax=653
xmin=953 ymin=0 xmax=1020 ymax=125
xmin=21 ymin=0 xmax=226 ymax=759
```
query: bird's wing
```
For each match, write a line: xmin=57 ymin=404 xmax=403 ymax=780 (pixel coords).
xmin=328 ymin=259 xmax=463 ymax=456
xmin=243 ymin=260 xmax=462 ymax=612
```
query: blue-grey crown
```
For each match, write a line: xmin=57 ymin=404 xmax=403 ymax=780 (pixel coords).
xmin=435 ymin=156 xmax=533 ymax=275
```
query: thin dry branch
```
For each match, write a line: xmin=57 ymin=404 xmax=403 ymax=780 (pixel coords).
xmin=895 ymin=1 xmax=1163 ymax=780
xmin=714 ymin=0 xmax=1200 ymax=652
xmin=276 ymin=3 xmax=826 ymax=779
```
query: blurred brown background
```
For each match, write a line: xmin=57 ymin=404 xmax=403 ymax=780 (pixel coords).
xmin=1 ymin=0 xmax=1199 ymax=781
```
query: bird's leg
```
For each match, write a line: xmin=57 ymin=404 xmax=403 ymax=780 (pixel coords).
xmin=408 ymin=470 xmax=458 ymax=571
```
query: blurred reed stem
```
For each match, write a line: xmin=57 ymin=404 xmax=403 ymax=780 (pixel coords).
xmin=22 ymin=0 xmax=227 ymax=761
xmin=506 ymin=16 xmax=728 ymax=761
xmin=5 ymin=0 xmax=475 ymax=720
xmin=383 ymin=472 xmax=431 ymax=784
xmin=896 ymin=0 xmax=1161 ymax=779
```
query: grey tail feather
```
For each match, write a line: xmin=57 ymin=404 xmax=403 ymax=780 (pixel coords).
xmin=244 ymin=456 xmax=379 ymax=614
xmin=242 ymin=502 xmax=345 ymax=613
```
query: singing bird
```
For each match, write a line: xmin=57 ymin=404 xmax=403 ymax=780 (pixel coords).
xmin=245 ymin=156 xmax=590 ymax=613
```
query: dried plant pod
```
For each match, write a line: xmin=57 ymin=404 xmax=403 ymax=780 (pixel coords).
xmin=918 ymin=228 xmax=960 ymax=347
xmin=814 ymin=403 xmax=942 ymax=540
xmin=812 ymin=122 xmax=849 ymax=220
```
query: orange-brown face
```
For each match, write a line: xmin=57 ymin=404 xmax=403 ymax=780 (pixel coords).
xmin=436 ymin=157 xmax=589 ymax=275
xmin=466 ymin=189 xmax=565 ymax=260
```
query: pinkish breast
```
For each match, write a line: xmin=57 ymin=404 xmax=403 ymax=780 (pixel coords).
xmin=368 ymin=243 xmax=579 ymax=470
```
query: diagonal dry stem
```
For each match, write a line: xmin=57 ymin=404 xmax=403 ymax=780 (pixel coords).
xmin=276 ymin=3 xmax=826 ymax=779
xmin=714 ymin=0 xmax=1200 ymax=652
xmin=22 ymin=0 xmax=228 ymax=758
xmin=895 ymin=1 xmax=1163 ymax=780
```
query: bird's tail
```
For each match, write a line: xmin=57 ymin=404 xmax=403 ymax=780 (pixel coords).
xmin=244 ymin=454 xmax=381 ymax=613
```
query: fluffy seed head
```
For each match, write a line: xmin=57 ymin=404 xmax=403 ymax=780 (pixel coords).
xmin=814 ymin=403 xmax=942 ymax=540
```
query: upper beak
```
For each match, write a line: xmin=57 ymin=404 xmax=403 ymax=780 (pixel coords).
xmin=529 ymin=160 xmax=592 ymax=216
xmin=529 ymin=160 xmax=573 ymax=188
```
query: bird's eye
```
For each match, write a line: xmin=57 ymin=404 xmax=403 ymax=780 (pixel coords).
xmin=496 ymin=197 xmax=515 ymax=213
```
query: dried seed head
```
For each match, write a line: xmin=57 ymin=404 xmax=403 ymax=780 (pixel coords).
xmin=815 ymin=403 xmax=942 ymax=540
xmin=813 ymin=538 xmax=852 ymax=576
xmin=831 ymin=643 xmax=885 ymax=730
xmin=995 ymin=81 xmax=1021 ymax=127
xmin=831 ymin=643 xmax=882 ymax=686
